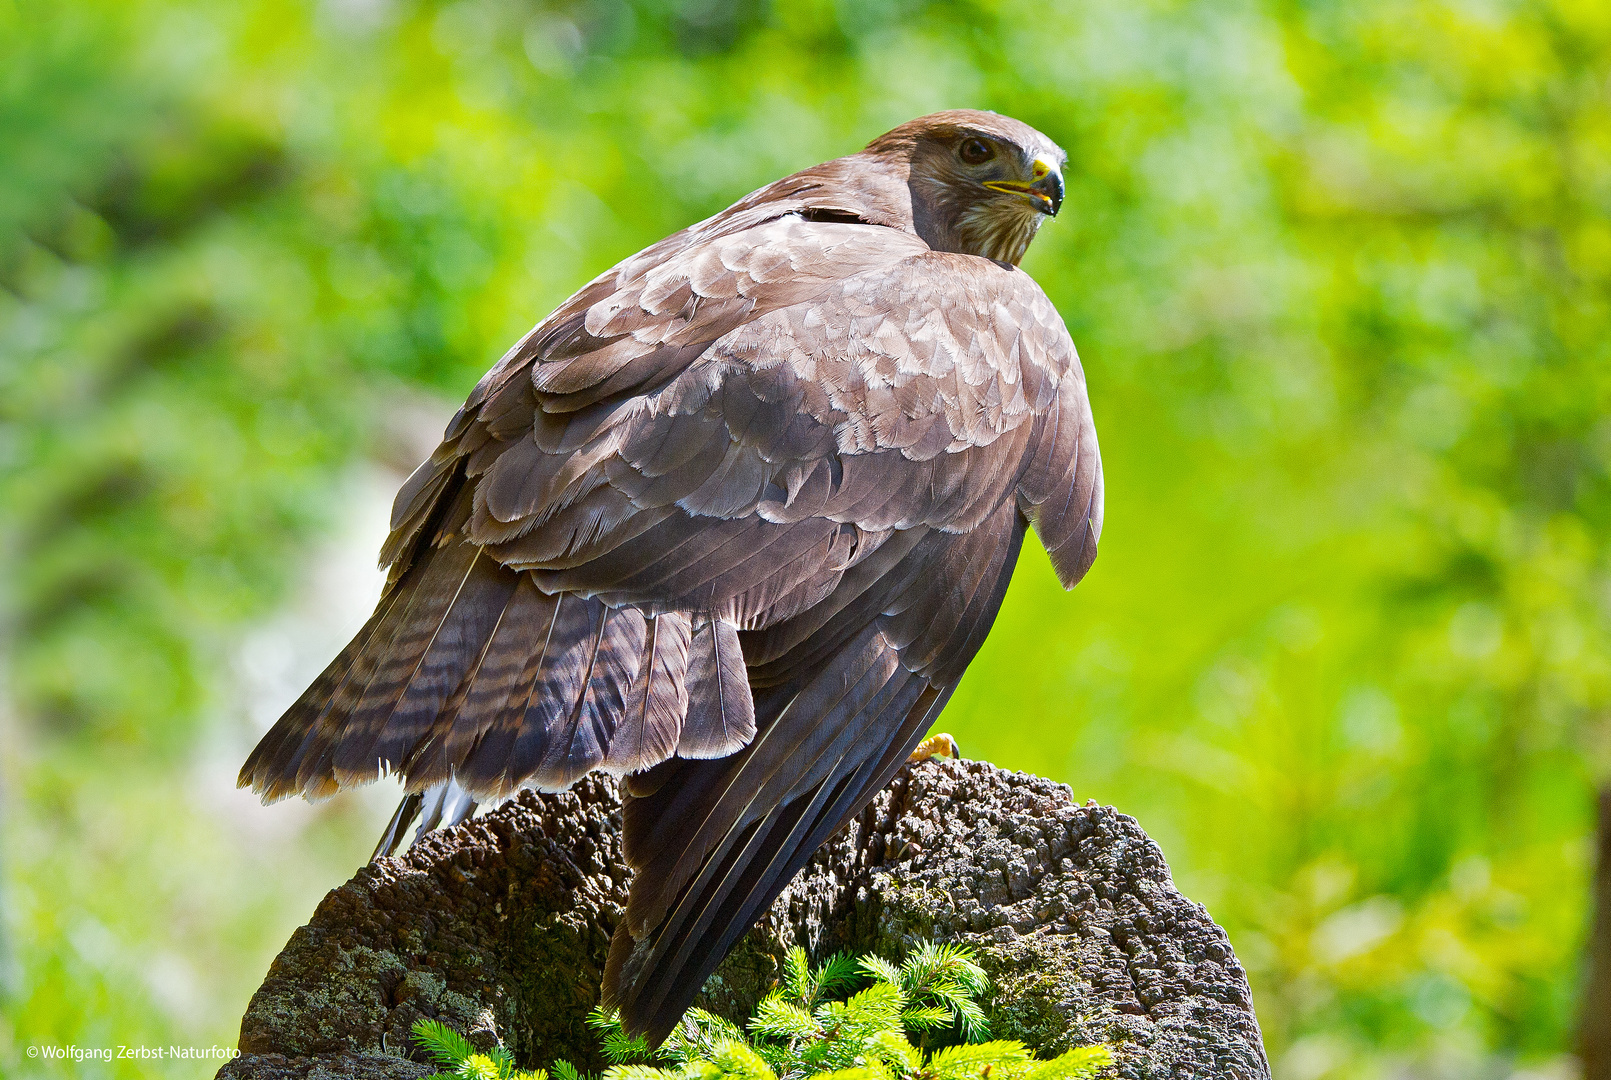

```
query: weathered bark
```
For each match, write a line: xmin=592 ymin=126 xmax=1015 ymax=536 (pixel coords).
xmin=1584 ymin=787 xmax=1611 ymax=1080
xmin=219 ymin=759 xmax=1269 ymax=1080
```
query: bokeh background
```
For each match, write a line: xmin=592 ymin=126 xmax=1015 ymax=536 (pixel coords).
xmin=3 ymin=0 xmax=1610 ymax=1076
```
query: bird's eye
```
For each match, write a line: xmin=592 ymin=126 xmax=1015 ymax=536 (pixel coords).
xmin=958 ymin=138 xmax=994 ymax=165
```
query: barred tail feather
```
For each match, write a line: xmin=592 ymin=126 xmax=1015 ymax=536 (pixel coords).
xmin=603 ymin=632 xmax=952 ymax=1043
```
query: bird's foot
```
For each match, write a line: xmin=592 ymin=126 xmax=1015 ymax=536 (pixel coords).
xmin=908 ymin=733 xmax=961 ymax=763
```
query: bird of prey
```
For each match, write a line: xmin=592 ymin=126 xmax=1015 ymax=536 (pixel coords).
xmin=240 ymin=109 xmax=1102 ymax=1042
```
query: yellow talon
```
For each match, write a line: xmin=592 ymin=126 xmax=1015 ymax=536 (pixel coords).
xmin=908 ymin=733 xmax=961 ymax=763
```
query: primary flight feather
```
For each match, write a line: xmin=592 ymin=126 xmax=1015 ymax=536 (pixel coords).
xmin=239 ymin=109 xmax=1103 ymax=1042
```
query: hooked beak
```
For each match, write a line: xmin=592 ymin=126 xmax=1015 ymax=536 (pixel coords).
xmin=983 ymin=158 xmax=1064 ymax=217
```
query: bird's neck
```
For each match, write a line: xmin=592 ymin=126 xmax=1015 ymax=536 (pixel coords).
xmin=954 ymin=202 xmax=1044 ymax=266
xmin=909 ymin=173 xmax=1044 ymax=266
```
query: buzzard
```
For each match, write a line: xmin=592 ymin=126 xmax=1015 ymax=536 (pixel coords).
xmin=240 ymin=110 xmax=1103 ymax=1041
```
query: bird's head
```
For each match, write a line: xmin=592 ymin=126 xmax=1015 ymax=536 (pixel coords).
xmin=867 ymin=110 xmax=1066 ymax=267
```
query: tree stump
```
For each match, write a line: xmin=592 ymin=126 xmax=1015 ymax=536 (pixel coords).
xmin=218 ymin=759 xmax=1270 ymax=1080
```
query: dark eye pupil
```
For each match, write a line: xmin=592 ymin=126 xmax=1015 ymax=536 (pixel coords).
xmin=960 ymin=138 xmax=992 ymax=164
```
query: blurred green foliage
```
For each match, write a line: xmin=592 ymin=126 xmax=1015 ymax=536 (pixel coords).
xmin=2 ymin=0 xmax=1609 ymax=1077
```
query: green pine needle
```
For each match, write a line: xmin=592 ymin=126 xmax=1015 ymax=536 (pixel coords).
xmin=419 ymin=944 xmax=1109 ymax=1080
xmin=813 ymin=953 xmax=862 ymax=1000
xmin=858 ymin=955 xmax=902 ymax=988
xmin=926 ymin=1041 xmax=1034 ymax=1080
xmin=551 ymin=1058 xmax=589 ymax=1080
xmin=415 ymin=1019 xmax=478 ymax=1067
xmin=602 ymin=1066 xmax=679 ymax=1080
xmin=751 ymin=995 xmax=818 ymax=1039
xmin=897 ymin=1005 xmax=954 ymax=1031
xmin=1022 ymin=1047 xmax=1114 ymax=1080
xmin=604 ymin=1031 xmax=654 ymax=1064
xmin=951 ymin=995 xmax=991 ymax=1043
xmin=588 ymin=1007 xmax=623 ymax=1032
xmin=783 ymin=947 xmax=813 ymax=1002
xmin=708 ymin=1039 xmax=778 ymax=1080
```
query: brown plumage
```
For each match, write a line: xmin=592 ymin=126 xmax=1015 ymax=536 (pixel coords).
xmin=239 ymin=109 xmax=1103 ymax=1042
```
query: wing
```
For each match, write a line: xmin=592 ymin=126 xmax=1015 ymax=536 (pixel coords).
xmin=240 ymin=215 xmax=930 ymax=801
xmin=605 ymin=501 xmax=1029 ymax=1041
